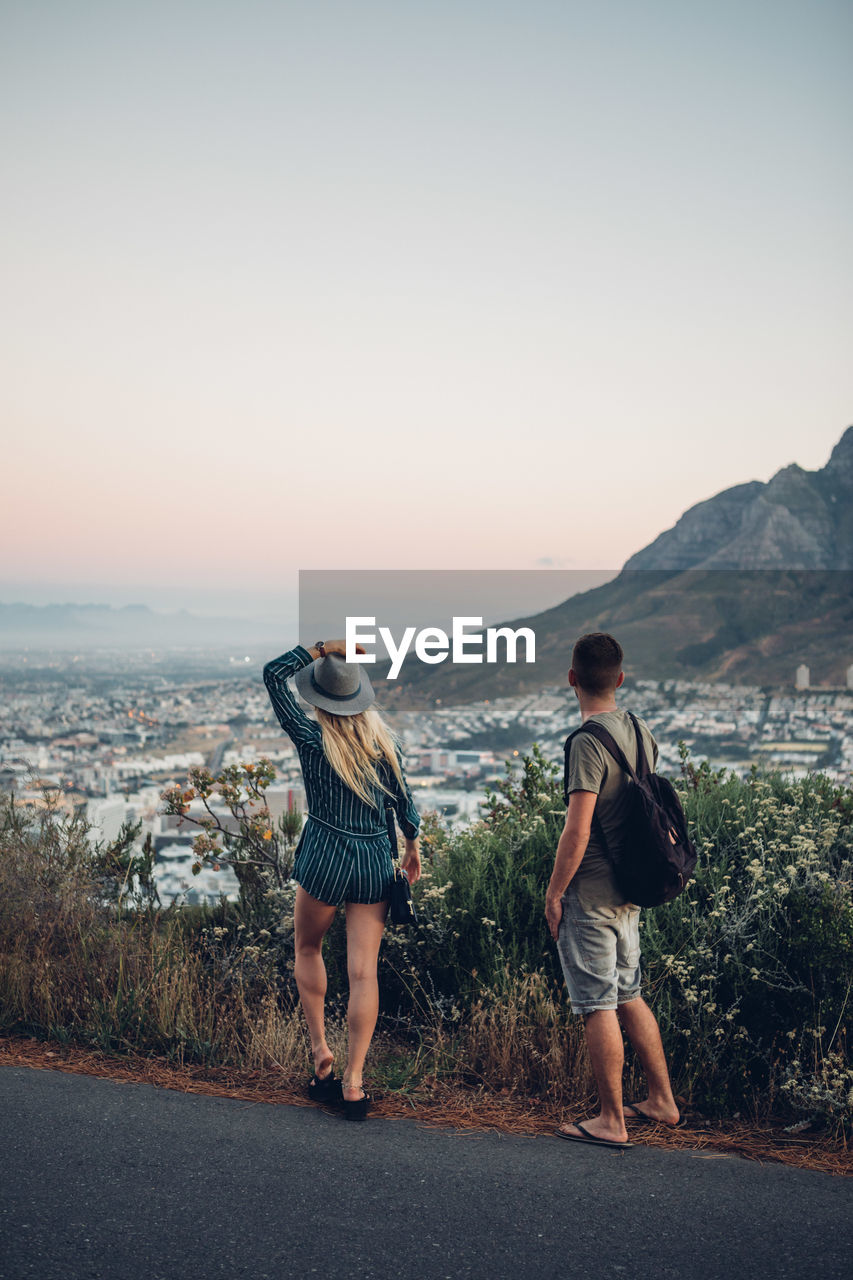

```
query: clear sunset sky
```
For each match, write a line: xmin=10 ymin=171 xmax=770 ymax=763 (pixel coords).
xmin=2 ymin=1 xmax=851 ymax=619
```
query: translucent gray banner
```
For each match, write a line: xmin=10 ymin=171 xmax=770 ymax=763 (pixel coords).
xmin=297 ymin=569 xmax=853 ymax=701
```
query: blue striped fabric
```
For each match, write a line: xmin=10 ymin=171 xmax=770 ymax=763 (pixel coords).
xmin=263 ymin=646 xmax=420 ymax=906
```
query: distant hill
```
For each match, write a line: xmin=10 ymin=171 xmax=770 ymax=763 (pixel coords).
xmin=0 ymin=601 xmax=285 ymax=650
xmin=390 ymin=427 xmax=853 ymax=704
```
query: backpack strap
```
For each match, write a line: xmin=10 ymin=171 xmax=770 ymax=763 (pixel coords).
xmin=562 ymin=722 xmax=617 ymax=854
xmin=570 ymin=722 xmax=637 ymax=780
xmin=627 ymin=711 xmax=651 ymax=778
xmin=562 ymin=713 xmax=650 ymax=803
xmin=562 ymin=713 xmax=654 ymax=881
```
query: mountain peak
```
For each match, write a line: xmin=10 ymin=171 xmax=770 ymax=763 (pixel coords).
xmin=825 ymin=424 xmax=853 ymax=484
xmin=622 ymin=426 xmax=853 ymax=571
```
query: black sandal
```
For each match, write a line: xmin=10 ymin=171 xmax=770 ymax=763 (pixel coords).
xmin=307 ymin=1069 xmax=343 ymax=1106
xmin=342 ymin=1088 xmax=370 ymax=1122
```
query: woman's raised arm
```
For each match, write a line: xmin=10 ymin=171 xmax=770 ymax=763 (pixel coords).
xmin=262 ymin=646 xmax=320 ymax=748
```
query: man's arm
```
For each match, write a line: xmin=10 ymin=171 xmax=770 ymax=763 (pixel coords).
xmin=544 ymin=790 xmax=597 ymax=940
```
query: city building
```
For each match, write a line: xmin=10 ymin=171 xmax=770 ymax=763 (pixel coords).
xmin=86 ymin=795 xmax=128 ymax=845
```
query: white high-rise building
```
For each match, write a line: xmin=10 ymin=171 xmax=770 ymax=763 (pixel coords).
xmin=795 ymin=664 xmax=810 ymax=690
xmin=86 ymin=795 xmax=127 ymax=845
xmin=847 ymin=664 xmax=853 ymax=690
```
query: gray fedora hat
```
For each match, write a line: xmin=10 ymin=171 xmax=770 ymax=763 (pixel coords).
xmin=294 ymin=654 xmax=376 ymax=717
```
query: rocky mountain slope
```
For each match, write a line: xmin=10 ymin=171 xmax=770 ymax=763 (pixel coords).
xmin=393 ymin=427 xmax=853 ymax=702
xmin=624 ymin=426 xmax=853 ymax=570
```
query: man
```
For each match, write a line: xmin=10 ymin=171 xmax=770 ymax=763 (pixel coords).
xmin=545 ymin=632 xmax=681 ymax=1148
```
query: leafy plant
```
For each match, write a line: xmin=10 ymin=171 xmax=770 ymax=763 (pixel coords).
xmin=160 ymin=758 xmax=303 ymax=910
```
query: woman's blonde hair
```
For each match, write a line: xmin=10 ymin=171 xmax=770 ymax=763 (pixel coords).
xmin=315 ymin=704 xmax=405 ymax=807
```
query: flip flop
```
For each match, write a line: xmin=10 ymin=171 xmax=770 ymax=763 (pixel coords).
xmin=624 ymin=1103 xmax=685 ymax=1128
xmin=554 ymin=1122 xmax=633 ymax=1150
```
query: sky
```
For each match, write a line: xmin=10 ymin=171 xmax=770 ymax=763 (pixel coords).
xmin=2 ymin=0 xmax=851 ymax=620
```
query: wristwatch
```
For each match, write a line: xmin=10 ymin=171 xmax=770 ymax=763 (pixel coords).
xmin=315 ymin=641 xmax=326 ymax=657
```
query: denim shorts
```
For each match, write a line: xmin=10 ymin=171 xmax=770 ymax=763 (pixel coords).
xmin=556 ymin=881 xmax=642 ymax=1015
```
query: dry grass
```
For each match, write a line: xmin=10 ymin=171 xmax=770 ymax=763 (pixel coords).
xmin=2 ymin=1031 xmax=849 ymax=1178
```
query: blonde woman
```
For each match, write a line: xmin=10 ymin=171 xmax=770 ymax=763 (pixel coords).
xmin=263 ymin=640 xmax=421 ymax=1120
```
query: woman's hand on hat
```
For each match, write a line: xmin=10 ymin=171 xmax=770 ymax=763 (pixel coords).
xmin=308 ymin=639 xmax=366 ymax=659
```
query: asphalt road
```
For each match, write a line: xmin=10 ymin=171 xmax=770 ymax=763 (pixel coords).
xmin=1 ymin=1065 xmax=851 ymax=1280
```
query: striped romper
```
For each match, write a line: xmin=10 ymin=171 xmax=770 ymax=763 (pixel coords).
xmin=263 ymin=646 xmax=421 ymax=906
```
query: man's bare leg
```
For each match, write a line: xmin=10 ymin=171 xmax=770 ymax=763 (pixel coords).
xmin=617 ymin=996 xmax=680 ymax=1124
xmin=557 ymin=1009 xmax=630 ymax=1143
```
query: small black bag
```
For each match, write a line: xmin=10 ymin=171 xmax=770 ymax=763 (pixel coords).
xmin=384 ymin=801 xmax=418 ymax=926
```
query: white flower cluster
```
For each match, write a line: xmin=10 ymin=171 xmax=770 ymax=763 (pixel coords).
xmin=781 ymin=1049 xmax=853 ymax=1125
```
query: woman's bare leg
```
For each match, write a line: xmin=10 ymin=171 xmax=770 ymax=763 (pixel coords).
xmin=342 ymin=899 xmax=388 ymax=1099
xmin=293 ymin=886 xmax=338 ymax=1076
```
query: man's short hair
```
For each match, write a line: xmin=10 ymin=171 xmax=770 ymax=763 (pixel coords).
xmin=571 ymin=633 xmax=624 ymax=695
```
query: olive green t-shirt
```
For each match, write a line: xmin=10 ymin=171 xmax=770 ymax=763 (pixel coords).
xmin=565 ymin=709 xmax=659 ymax=909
